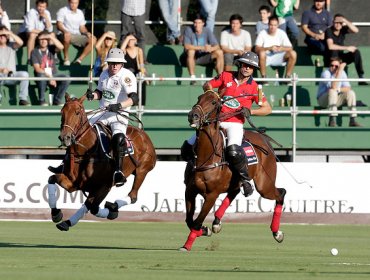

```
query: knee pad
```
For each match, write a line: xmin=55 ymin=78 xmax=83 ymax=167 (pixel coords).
xmin=226 ymin=144 xmax=246 ymax=166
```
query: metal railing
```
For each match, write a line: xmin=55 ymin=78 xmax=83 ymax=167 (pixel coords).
xmin=1 ymin=75 xmax=370 ymax=161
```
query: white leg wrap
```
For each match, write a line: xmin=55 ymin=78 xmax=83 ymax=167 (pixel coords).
xmin=95 ymin=208 xmax=109 ymax=218
xmin=69 ymin=204 xmax=88 ymax=226
xmin=47 ymin=184 xmax=57 ymax=208
xmin=116 ymin=196 xmax=131 ymax=209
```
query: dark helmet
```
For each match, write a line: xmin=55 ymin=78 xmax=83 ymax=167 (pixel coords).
xmin=234 ymin=51 xmax=259 ymax=69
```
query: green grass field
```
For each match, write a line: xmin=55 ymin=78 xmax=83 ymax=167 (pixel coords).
xmin=0 ymin=221 xmax=369 ymax=280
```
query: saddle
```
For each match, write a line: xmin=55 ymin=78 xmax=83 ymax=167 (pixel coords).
xmin=94 ymin=122 xmax=134 ymax=159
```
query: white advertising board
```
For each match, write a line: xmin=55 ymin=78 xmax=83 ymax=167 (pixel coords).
xmin=0 ymin=159 xmax=370 ymax=214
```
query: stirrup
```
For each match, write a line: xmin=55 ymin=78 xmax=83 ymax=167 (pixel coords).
xmin=113 ymin=171 xmax=127 ymax=187
xmin=241 ymin=181 xmax=254 ymax=197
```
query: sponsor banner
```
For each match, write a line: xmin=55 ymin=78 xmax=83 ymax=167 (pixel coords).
xmin=0 ymin=159 xmax=370 ymax=214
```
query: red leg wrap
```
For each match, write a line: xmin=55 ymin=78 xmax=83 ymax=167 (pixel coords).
xmin=215 ymin=196 xmax=231 ymax=220
xmin=270 ymin=204 xmax=283 ymax=233
xmin=183 ymin=228 xmax=203 ymax=251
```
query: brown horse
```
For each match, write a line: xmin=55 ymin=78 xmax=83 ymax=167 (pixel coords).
xmin=47 ymin=94 xmax=156 ymax=231
xmin=180 ymin=90 xmax=286 ymax=251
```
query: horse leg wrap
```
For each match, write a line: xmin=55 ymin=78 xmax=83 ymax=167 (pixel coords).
xmin=95 ymin=207 xmax=109 ymax=218
xmin=69 ymin=204 xmax=88 ymax=226
xmin=183 ymin=228 xmax=203 ymax=251
xmin=215 ymin=196 xmax=231 ymax=220
xmin=270 ymin=204 xmax=283 ymax=233
xmin=115 ymin=196 xmax=132 ymax=208
xmin=47 ymin=183 xmax=57 ymax=208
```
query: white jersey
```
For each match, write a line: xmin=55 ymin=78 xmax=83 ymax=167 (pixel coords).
xmin=97 ymin=67 xmax=137 ymax=108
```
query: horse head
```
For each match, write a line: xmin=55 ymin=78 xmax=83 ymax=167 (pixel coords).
xmin=188 ymin=90 xmax=221 ymax=129
xmin=59 ymin=93 xmax=88 ymax=147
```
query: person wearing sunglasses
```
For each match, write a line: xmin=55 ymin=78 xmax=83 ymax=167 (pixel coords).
xmin=317 ymin=57 xmax=361 ymax=127
xmin=325 ymin=14 xmax=368 ymax=86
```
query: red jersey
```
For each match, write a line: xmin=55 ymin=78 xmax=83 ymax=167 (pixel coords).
xmin=208 ymin=71 xmax=266 ymax=123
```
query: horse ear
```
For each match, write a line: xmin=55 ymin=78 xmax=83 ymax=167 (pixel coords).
xmin=65 ymin=93 xmax=70 ymax=102
xmin=80 ymin=94 xmax=87 ymax=103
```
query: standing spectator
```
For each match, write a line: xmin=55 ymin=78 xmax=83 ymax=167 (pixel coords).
xmin=270 ymin=0 xmax=300 ymax=47
xmin=0 ymin=3 xmax=11 ymax=30
xmin=199 ymin=0 xmax=218 ymax=32
xmin=18 ymin=0 xmax=53 ymax=63
xmin=256 ymin=5 xmax=271 ymax=36
xmin=255 ymin=16 xmax=296 ymax=85
xmin=94 ymin=31 xmax=117 ymax=77
xmin=120 ymin=34 xmax=147 ymax=105
xmin=0 ymin=26 xmax=30 ymax=106
xmin=325 ymin=14 xmax=368 ymax=85
xmin=317 ymin=57 xmax=361 ymax=127
xmin=301 ymin=0 xmax=332 ymax=56
xmin=220 ymin=14 xmax=252 ymax=71
xmin=181 ymin=14 xmax=224 ymax=85
xmin=120 ymin=0 xmax=146 ymax=57
xmin=158 ymin=0 xmax=181 ymax=45
xmin=56 ymin=0 xmax=96 ymax=66
xmin=30 ymin=31 xmax=70 ymax=106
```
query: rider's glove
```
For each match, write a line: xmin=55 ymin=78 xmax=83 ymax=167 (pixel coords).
xmin=86 ymin=89 xmax=94 ymax=101
xmin=107 ymin=103 xmax=122 ymax=112
xmin=241 ymin=107 xmax=251 ymax=118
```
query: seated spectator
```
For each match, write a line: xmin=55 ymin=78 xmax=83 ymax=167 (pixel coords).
xmin=199 ymin=0 xmax=219 ymax=32
xmin=0 ymin=26 xmax=30 ymax=106
xmin=220 ymin=14 xmax=252 ymax=71
xmin=56 ymin=0 xmax=96 ymax=66
xmin=317 ymin=57 xmax=361 ymax=127
xmin=18 ymin=0 xmax=54 ymax=63
xmin=31 ymin=31 xmax=70 ymax=106
xmin=180 ymin=14 xmax=224 ymax=85
xmin=158 ymin=0 xmax=181 ymax=45
xmin=301 ymin=0 xmax=332 ymax=56
xmin=270 ymin=0 xmax=300 ymax=47
xmin=325 ymin=14 xmax=368 ymax=85
xmin=120 ymin=34 xmax=147 ymax=105
xmin=256 ymin=5 xmax=271 ymax=36
xmin=255 ymin=16 xmax=297 ymax=85
xmin=0 ymin=4 xmax=11 ymax=30
xmin=120 ymin=0 xmax=146 ymax=58
xmin=94 ymin=31 xmax=117 ymax=77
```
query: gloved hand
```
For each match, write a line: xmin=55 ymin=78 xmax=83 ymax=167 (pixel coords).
xmin=240 ymin=107 xmax=251 ymax=118
xmin=86 ymin=89 xmax=94 ymax=101
xmin=107 ymin=103 xmax=122 ymax=112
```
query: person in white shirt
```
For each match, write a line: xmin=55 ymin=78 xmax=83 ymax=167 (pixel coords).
xmin=56 ymin=0 xmax=96 ymax=65
xmin=86 ymin=48 xmax=138 ymax=186
xmin=18 ymin=0 xmax=54 ymax=62
xmin=220 ymin=14 xmax=252 ymax=71
xmin=255 ymin=15 xmax=296 ymax=85
xmin=0 ymin=4 xmax=11 ymax=30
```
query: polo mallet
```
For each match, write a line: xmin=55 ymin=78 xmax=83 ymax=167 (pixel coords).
xmin=88 ymin=0 xmax=95 ymax=92
xmin=258 ymin=84 xmax=263 ymax=105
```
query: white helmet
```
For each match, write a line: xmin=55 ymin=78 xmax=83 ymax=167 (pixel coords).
xmin=105 ymin=48 xmax=127 ymax=63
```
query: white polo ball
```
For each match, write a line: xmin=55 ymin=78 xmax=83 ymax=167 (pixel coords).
xmin=330 ymin=248 xmax=338 ymax=256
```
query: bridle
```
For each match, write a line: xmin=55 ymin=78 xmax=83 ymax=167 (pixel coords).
xmin=190 ymin=90 xmax=222 ymax=129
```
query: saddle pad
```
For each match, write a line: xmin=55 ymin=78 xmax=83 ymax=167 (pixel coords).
xmin=94 ymin=124 xmax=134 ymax=157
xmin=242 ymin=141 xmax=258 ymax=165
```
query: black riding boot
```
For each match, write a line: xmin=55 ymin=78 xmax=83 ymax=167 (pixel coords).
xmin=226 ymin=144 xmax=254 ymax=197
xmin=180 ymin=140 xmax=194 ymax=162
xmin=112 ymin=133 xmax=127 ymax=187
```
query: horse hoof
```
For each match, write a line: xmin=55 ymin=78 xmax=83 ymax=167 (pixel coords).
xmin=107 ymin=211 xmax=119 ymax=220
xmin=273 ymin=230 xmax=284 ymax=243
xmin=56 ymin=221 xmax=70 ymax=231
xmin=201 ymin=226 xmax=212 ymax=237
xmin=178 ymin=246 xmax=190 ymax=252
xmin=105 ymin=201 xmax=119 ymax=220
xmin=212 ymin=218 xmax=222 ymax=234
xmin=51 ymin=208 xmax=63 ymax=223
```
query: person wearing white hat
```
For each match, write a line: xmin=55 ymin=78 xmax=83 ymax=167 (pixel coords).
xmin=181 ymin=51 xmax=272 ymax=197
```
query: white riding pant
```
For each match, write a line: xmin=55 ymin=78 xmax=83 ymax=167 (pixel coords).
xmin=187 ymin=122 xmax=243 ymax=146
xmin=88 ymin=111 xmax=129 ymax=135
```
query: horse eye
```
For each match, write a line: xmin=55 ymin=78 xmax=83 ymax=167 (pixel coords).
xmin=212 ymin=100 xmax=217 ymax=105
xmin=75 ymin=110 xmax=80 ymax=115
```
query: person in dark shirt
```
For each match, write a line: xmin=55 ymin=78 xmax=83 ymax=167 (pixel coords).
xmin=325 ymin=14 xmax=368 ymax=85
